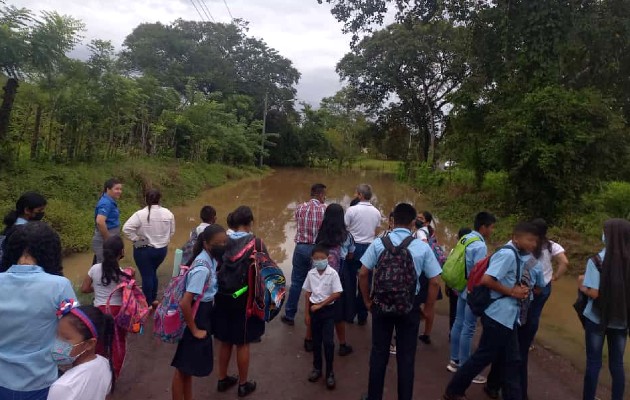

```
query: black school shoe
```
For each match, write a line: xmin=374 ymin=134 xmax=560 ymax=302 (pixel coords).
xmin=281 ymin=315 xmax=295 ymax=326
xmin=238 ymin=381 xmax=257 ymax=397
xmin=419 ymin=335 xmax=432 ymax=344
xmin=338 ymin=343 xmax=353 ymax=356
xmin=217 ymin=376 xmax=238 ymax=392
xmin=326 ymin=373 xmax=336 ymax=390
xmin=304 ymin=338 xmax=314 ymax=352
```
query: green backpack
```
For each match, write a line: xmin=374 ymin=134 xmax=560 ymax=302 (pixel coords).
xmin=441 ymin=235 xmax=482 ymax=291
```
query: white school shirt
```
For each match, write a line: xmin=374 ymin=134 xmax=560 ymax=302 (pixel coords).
xmin=87 ymin=263 xmax=123 ymax=306
xmin=344 ymin=201 xmax=382 ymax=244
xmin=414 ymin=226 xmax=430 ymax=242
xmin=536 ymin=241 xmax=565 ymax=285
xmin=47 ymin=355 xmax=111 ymax=400
xmin=122 ymin=205 xmax=175 ymax=248
xmin=195 ymin=222 xmax=210 ymax=236
xmin=302 ymin=266 xmax=343 ymax=304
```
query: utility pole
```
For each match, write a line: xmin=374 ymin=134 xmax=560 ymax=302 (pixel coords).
xmin=259 ymin=92 xmax=268 ymax=168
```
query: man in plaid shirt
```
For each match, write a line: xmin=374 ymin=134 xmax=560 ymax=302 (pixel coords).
xmin=282 ymin=183 xmax=327 ymax=326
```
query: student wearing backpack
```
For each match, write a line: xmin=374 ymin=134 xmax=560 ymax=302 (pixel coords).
xmin=447 ymin=228 xmax=472 ymax=337
xmin=443 ymin=222 xmax=538 ymax=400
xmin=93 ymin=178 xmax=123 ymax=264
xmin=282 ymin=184 xmax=327 ymax=326
xmin=0 ymin=191 xmax=47 ymax=265
xmin=0 ymin=222 xmax=78 ymax=399
xmin=123 ymin=189 xmax=175 ymax=307
xmin=446 ymin=212 xmax=496 ymax=384
xmin=181 ymin=206 xmax=217 ymax=266
xmin=171 ymin=224 xmax=226 ymax=400
xmin=312 ymin=203 xmax=355 ymax=356
xmin=578 ymin=219 xmax=630 ymax=400
xmin=344 ymin=184 xmax=383 ymax=326
xmin=80 ymin=236 xmax=133 ymax=379
xmin=214 ymin=206 xmax=265 ymax=397
xmin=358 ymin=203 xmax=441 ymax=400
xmin=48 ymin=304 xmax=115 ymax=400
xmin=304 ymin=245 xmax=344 ymax=389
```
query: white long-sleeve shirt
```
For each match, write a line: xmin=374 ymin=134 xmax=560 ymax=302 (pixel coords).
xmin=122 ymin=205 xmax=175 ymax=249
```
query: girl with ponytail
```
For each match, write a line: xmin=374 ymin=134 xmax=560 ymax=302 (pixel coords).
xmin=81 ymin=236 xmax=132 ymax=379
xmin=122 ymin=188 xmax=175 ymax=307
xmin=48 ymin=304 xmax=115 ymax=400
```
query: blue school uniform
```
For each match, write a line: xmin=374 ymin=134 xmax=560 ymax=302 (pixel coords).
xmin=460 ymin=231 xmax=488 ymax=301
xmin=583 ymin=249 xmax=626 ymax=329
xmin=187 ymin=250 xmax=218 ymax=302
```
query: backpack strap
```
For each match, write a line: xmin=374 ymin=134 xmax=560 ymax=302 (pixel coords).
xmin=591 ymin=254 xmax=603 ymax=271
xmin=499 ymin=245 xmax=522 ymax=281
xmin=381 ymin=235 xmax=414 ymax=255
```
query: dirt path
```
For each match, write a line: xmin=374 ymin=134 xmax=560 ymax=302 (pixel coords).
xmin=111 ymin=309 xmax=609 ymax=400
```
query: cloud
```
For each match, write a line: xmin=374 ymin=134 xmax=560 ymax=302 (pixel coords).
xmin=15 ymin=0 xmax=352 ymax=105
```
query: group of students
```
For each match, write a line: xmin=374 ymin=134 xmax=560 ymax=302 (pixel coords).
xmin=0 ymin=179 xmax=629 ymax=400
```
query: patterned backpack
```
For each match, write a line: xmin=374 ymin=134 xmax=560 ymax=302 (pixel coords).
xmin=327 ymin=245 xmax=343 ymax=273
xmin=427 ymin=234 xmax=447 ymax=266
xmin=153 ymin=265 xmax=208 ymax=343
xmin=181 ymin=228 xmax=198 ymax=265
xmin=247 ymin=239 xmax=286 ymax=322
xmin=371 ymin=235 xmax=417 ymax=316
xmin=106 ymin=268 xmax=150 ymax=333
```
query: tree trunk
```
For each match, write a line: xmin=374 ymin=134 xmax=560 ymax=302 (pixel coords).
xmin=0 ymin=78 xmax=19 ymax=142
xmin=31 ymin=105 xmax=42 ymax=160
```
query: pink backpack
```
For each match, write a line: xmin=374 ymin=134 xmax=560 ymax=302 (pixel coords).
xmin=106 ymin=268 xmax=150 ymax=333
xmin=153 ymin=265 xmax=208 ymax=344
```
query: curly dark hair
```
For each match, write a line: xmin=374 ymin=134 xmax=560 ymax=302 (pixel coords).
xmin=66 ymin=305 xmax=116 ymax=392
xmin=1 ymin=221 xmax=63 ymax=275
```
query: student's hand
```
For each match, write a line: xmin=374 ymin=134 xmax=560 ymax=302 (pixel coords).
xmin=578 ymin=275 xmax=585 ymax=286
xmin=311 ymin=304 xmax=321 ymax=312
xmin=192 ymin=328 xmax=208 ymax=340
xmin=305 ymin=313 xmax=311 ymax=326
xmin=510 ymin=285 xmax=529 ymax=300
xmin=365 ymin=300 xmax=373 ymax=311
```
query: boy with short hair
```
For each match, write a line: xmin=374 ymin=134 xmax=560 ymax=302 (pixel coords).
xmin=195 ymin=205 xmax=217 ymax=236
xmin=443 ymin=222 xmax=540 ymax=400
xmin=303 ymin=245 xmax=343 ymax=390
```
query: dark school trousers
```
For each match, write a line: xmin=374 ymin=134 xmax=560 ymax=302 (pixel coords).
xmin=367 ymin=307 xmax=421 ymax=400
xmin=311 ymin=303 xmax=336 ymax=376
xmin=343 ymin=242 xmax=370 ymax=323
xmin=446 ymin=315 xmax=522 ymax=400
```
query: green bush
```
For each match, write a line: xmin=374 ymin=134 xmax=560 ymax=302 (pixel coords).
xmin=598 ymin=182 xmax=630 ymax=219
xmin=413 ymin=163 xmax=444 ymax=189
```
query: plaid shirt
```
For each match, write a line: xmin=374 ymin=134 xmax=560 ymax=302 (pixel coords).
xmin=294 ymin=199 xmax=326 ymax=244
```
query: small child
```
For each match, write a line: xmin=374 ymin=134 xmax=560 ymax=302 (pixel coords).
xmin=303 ymin=245 xmax=343 ymax=390
xmin=48 ymin=303 xmax=114 ymax=400
xmin=195 ymin=206 xmax=217 ymax=236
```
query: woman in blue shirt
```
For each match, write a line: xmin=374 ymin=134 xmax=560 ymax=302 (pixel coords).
xmin=92 ymin=178 xmax=123 ymax=264
xmin=0 ymin=222 xmax=78 ymax=399
xmin=171 ymin=224 xmax=226 ymax=400
xmin=579 ymin=219 xmax=630 ymax=400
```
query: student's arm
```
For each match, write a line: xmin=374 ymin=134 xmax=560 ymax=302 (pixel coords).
xmin=169 ymin=212 xmax=176 ymax=238
xmin=311 ymin=292 xmax=342 ymax=312
xmin=179 ymin=292 xmax=206 ymax=339
xmin=80 ymin=275 xmax=94 ymax=294
xmin=304 ymin=291 xmax=312 ymax=326
xmin=481 ymin=274 xmax=528 ymax=299
xmin=552 ymin=252 xmax=569 ymax=281
xmin=122 ymin=213 xmax=141 ymax=242
xmin=359 ymin=266 xmax=371 ymax=310
xmin=482 ymin=250 xmax=528 ymax=299
xmin=422 ymin=276 xmax=441 ymax=315
xmin=95 ymin=215 xmax=110 ymax=239
xmin=579 ymin=260 xmax=600 ymax=299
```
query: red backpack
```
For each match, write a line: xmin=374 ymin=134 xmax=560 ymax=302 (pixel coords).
xmin=106 ymin=268 xmax=151 ymax=333
xmin=466 ymin=246 xmax=520 ymax=317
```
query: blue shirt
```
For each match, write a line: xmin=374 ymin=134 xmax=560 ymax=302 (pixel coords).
xmin=187 ymin=250 xmax=218 ymax=303
xmin=583 ymin=249 xmax=625 ymax=329
xmin=460 ymin=231 xmax=488 ymax=301
xmin=15 ymin=217 xmax=28 ymax=226
xmin=484 ymin=244 xmax=531 ymax=329
xmin=360 ymin=228 xmax=442 ymax=294
xmin=0 ymin=265 xmax=78 ymax=391
xmin=95 ymin=194 xmax=120 ymax=230
xmin=340 ymin=234 xmax=356 ymax=260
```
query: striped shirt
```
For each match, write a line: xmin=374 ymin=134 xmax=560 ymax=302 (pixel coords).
xmin=294 ymin=199 xmax=326 ymax=244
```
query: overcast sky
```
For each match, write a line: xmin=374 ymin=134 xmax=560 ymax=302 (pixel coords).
xmin=16 ymin=0 xmax=353 ymax=105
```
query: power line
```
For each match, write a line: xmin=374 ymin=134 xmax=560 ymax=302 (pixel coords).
xmin=222 ymin=0 xmax=234 ymax=20
xmin=188 ymin=0 xmax=206 ymax=21
xmin=197 ymin=0 xmax=216 ymax=22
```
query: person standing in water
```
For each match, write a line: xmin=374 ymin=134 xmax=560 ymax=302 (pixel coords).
xmin=122 ymin=189 xmax=175 ymax=307
xmin=93 ymin=178 xmax=123 ymax=264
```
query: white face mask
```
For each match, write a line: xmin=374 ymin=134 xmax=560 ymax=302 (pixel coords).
xmin=312 ymin=259 xmax=328 ymax=271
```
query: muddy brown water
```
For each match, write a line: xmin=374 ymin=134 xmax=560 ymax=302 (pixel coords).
xmin=62 ymin=167 xmax=628 ymax=388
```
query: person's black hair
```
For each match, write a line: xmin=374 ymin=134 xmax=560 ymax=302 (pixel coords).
xmin=350 ymin=197 xmax=360 ymax=207
xmin=310 ymin=183 xmax=327 ymax=198
xmin=100 ymin=236 xmax=130 ymax=286
xmin=474 ymin=211 xmax=497 ymax=231
xmin=421 ymin=211 xmax=435 ymax=237
xmin=312 ymin=244 xmax=330 ymax=257
xmin=230 ymin=206 xmax=254 ymax=228
xmin=226 ymin=212 xmax=237 ymax=230
xmin=531 ymin=218 xmax=552 ymax=258
xmin=3 ymin=192 xmax=47 ymax=232
xmin=200 ymin=206 xmax=217 ymax=224
xmin=145 ymin=189 xmax=161 ymax=222
xmin=103 ymin=178 xmax=121 ymax=194
xmin=185 ymin=224 xmax=226 ymax=266
xmin=1 ymin=221 xmax=63 ymax=274
xmin=457 ymin=227 xmax=472 ymax=239
xmin=597 ymin=219 xmax=630 ymax=328
xmin=513 ymin=221 xmax=540 ymax=236
xmin=393 ymin=203 xmax=417 ymax=226
xmin=67 ymin=305 xmax=116 ymax=392
xmin=316 ymin=203 xmax=349 ymax=248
